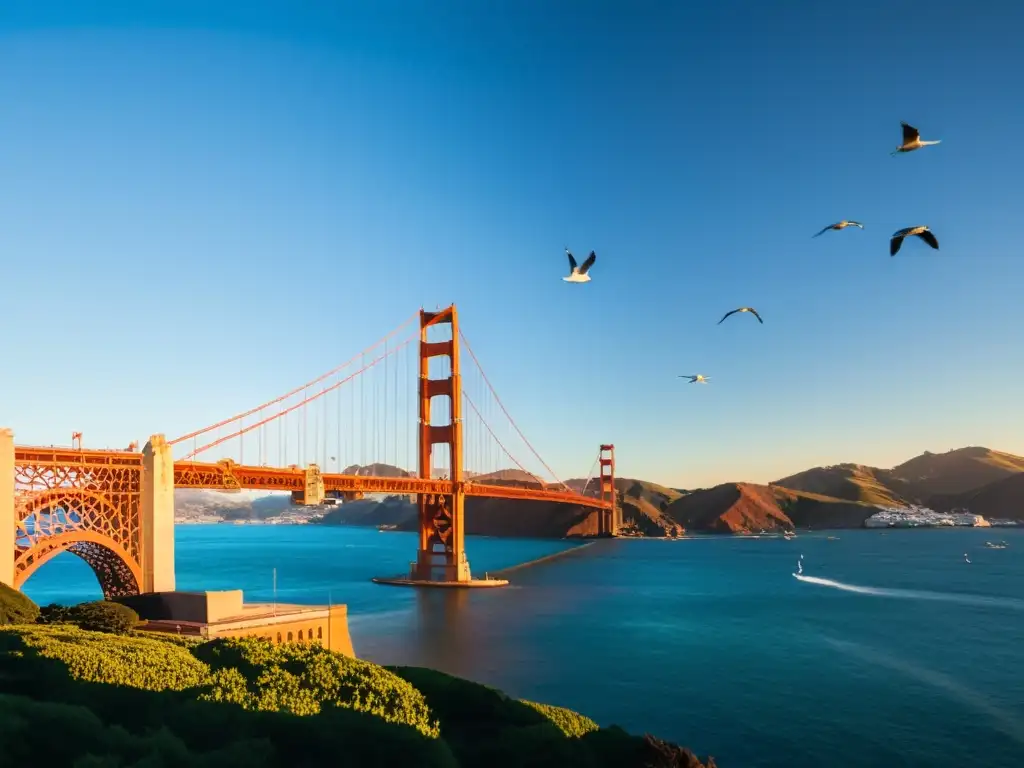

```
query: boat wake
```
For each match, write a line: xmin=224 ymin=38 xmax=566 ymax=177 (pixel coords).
xmin=793 ymin=573 xmax=1024 ymax=612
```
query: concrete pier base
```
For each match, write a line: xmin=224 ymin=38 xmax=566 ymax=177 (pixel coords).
xmin=371 ymin=576 xmax=509 ymax=589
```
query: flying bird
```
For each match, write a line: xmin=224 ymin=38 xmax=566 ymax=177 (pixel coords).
xmin=813 ymin=221 xmax=864 ymax=237
xmin=563 ymin=247 xmax=596 ymax=283
xmin=890 ymin=226 xmax=939 ymax=257
xmin=718 ymin=307 xmax=763 ymax=325
xmin=679 ymin=375 xmax=711 ymax=384
xmin=892 ymin=122 xmax=941 ymax=155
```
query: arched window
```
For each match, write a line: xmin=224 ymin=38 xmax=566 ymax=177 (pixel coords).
xmin=287 ymin=632 xmax=293 ymax=642
xmin=317 ymin=627 xmax=323 ymax=640
xmin=298 ymin=630 xmax=304 ymax=641
xmin=276 ymin=632 xmax=282 ymax=644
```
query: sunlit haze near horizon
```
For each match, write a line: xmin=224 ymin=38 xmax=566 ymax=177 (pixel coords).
xmin=2 ymin=1 xmax=1023 ymax=488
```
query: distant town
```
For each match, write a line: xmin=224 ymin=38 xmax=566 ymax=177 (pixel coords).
xmin=865 ymin=505 xmax=1018 ymax=529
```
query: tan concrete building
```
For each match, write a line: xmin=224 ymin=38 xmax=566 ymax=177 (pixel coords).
xmin=119 ymin=589 xmax=355 ymax=657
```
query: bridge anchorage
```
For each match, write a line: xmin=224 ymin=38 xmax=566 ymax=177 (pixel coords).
xmin=0 ymin=304 xmax=617 ymax=597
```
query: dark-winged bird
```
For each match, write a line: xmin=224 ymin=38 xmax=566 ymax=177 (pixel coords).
xmin=679 ymin=375 xmax=711 ymax=384
xmin=890 ymin=226 xmax=939 ymax=257
xmin=892 ymin=122 xmax=941 ymax=155
xmin=718 ymin=307 xmax=763 ymax=325
xmin=563 ymin=247 xmax=596 ymax=283
xmin=813 ymin=221 xmax=864 ymax=237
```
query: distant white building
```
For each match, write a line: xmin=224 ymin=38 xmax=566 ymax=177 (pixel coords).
xmin=865 ymin=505 xmax=991 ymax=529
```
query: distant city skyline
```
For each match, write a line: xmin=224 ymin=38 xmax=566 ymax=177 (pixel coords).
xmin=2 ymin=2 xmax=1023 ymax=487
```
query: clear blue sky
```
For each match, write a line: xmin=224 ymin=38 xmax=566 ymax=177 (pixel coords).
xmin=2 ymin=1 xmax=1023 ymax=488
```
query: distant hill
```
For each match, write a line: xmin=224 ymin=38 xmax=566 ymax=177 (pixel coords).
xmin=772 ymin=447 xmax=1024 ymax=508
xmin=888 ymin=447 xmax=1024 ymax=498
xmin=771 ymin=464 xmax=909 ymax=506
xmin=928 ymin=473 xmax=1024 ymax=521
xmin=175 ymin=489 xmax=293 ymax=521
xmin=662 ymin=483 xmax=876 ymax=534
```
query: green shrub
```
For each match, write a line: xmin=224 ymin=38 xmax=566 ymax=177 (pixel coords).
xmin=64 ymin=600 xmax=140 ymax=634
xmin=0 ymin=583 xmax=39 ymax=625
xmin=521 ymin=699 xmax=599 ymax=737
xmin=193 ymin=637 xmax=440 ymax=737
xmin=37 ymin=602 xmax=73 ymax=624
xmin=2 ymin=623 xmax=210 ymax=690
xmin=0 ymin=626 xmax=710 ymax=768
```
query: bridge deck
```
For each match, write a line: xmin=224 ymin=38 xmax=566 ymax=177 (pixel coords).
xmin=12 ymin=447 xmax=611 ymax=510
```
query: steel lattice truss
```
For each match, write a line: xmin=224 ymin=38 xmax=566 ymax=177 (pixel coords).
xmin=13 ymin=447 xmax=143 ymax=598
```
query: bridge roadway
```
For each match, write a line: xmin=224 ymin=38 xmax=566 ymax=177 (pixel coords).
xmin=13 ymin=446 xmax=611 ymax=511
xmin=175 ymin=459 xmax=611 ymax=509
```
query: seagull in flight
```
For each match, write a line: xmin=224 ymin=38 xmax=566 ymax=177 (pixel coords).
xmin=563 ymin=247 xmax=596 ymax=283
xmin=890 ymin=226 xmax=939 ymax=257
xmin=718 ymin=307 xmax=763 ymax=325
xmin=892 ymin=122 xmax=941 ymax=155
xmin=679 ymin=375 xmax=711 ymax=384
xmin=813 ymin=221 xmax=864 ymax=238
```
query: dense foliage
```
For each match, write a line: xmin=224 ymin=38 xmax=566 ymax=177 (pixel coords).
xmin=39 ymin=599 xmax=141 ymax=634
xmin=0 ymin=583 xmax=40 ymax=625
xmin=0 ymin=621 xmax=714 ymax=767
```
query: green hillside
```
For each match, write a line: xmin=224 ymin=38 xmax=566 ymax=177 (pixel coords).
xmin=0 ymin=622 xmax=712 ymax=767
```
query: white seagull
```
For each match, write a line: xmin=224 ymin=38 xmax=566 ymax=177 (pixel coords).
xmin=563 ymin=247 xmax=596 ymax=283
xmin=892 ymin=122 xmax=941 ymax=155
xmin=718 ymin=307 xmax=763 ymax=325
xmin=813 ymin=220 xmax=864 ymax=238
xmin=890 ymin=226 xmax=939 ymax=257
xmin=679 ymin=374 xmax=711 ymax=384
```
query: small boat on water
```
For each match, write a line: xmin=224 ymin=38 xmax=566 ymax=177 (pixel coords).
xmin=984 ymin=541 xmax=1009 ymax=549
xmin=783 ymin=531 xmax=796 ymax=540
xmin=378 ymin=524 xmax=399 ymax=532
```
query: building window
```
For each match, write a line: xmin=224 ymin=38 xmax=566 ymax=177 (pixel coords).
xmin=287 ymin=632 xmax=293 ymax=642
xmin=276 ymin=632 xmax=282 ymax=644
xmin=298 ymin=630 xmax=304 ymax=641
xmin=317 ymin=627 xmax=323 ymax=640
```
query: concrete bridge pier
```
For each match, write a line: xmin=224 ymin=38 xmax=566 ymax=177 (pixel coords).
xmin=142 ymin=434 xmax=176 ymax=593
xmin=0 ymin=429 xmax=14 ymax=588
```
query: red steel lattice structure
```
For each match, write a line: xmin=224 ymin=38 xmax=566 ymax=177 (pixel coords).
xmin=12 ymin=446 xmax=144 ymax=598
xmin=3 ymin=304 xmax=617 ymax=593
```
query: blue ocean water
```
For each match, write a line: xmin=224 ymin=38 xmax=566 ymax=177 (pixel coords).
xmin=23 ymin=526 xmax=1024 ymax=768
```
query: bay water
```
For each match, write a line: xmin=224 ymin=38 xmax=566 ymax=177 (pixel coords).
xmin=23 ymin=526 xmax=1024 ymax=767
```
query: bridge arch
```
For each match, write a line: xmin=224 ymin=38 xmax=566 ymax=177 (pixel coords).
xmin=15 ymin=489 xmax=143 ymax=599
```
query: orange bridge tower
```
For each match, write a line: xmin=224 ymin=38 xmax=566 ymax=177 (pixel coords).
xmin=598 ymin=444 xmax=619 ymax=535
xmin=411 ymin=305 xmax=472 ymax=583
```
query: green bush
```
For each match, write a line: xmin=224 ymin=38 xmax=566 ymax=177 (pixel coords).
xmin=0 ymin=625 xmax=710 ymax=768
xmin=37 ymin=602 xmax=73 ymax=624
xmin=64 ymin=600 xmax=140 ymax=634
xmin=2 ymin=623 xmax=210 ymax=690
xmin=0 ymin=583 xmax=39 ymax=625
xmin=194 ymin=637 xmax=440 ymax=737
xmin=521 ymin=699 xmax=599 ymax=737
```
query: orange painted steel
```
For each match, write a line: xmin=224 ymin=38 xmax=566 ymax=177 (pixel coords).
xmin=172 ymin=458 xmax=610 ymax=508
xmin=599 ymin=444 xmax=618 ymax=534
xmin=413 ymin=306 xmax=469 ymax=581
xmin=13 ymin=446 xmax=144 ymax=598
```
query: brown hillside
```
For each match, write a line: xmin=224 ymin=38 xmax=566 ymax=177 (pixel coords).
xmin=889 ymin=447 xmax=1024 ymax=498
xmin=772 ymin=488 xmax=880 ymax=529
xmin=469 ymin=469 xmax=546 ymax=485
xmin=771 ymin=464 xmax=909 ymax=506
xmin=664 ymin=483 xmax=879 ymax=534
xmin=928 ymin=473 xmax=1024 ymax=521
xmin=665 ymin=483 xmax=793 ymax=534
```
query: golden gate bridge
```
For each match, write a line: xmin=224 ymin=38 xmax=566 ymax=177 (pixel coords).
xmin=1 ymin=305 xmax=619 ymax=597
